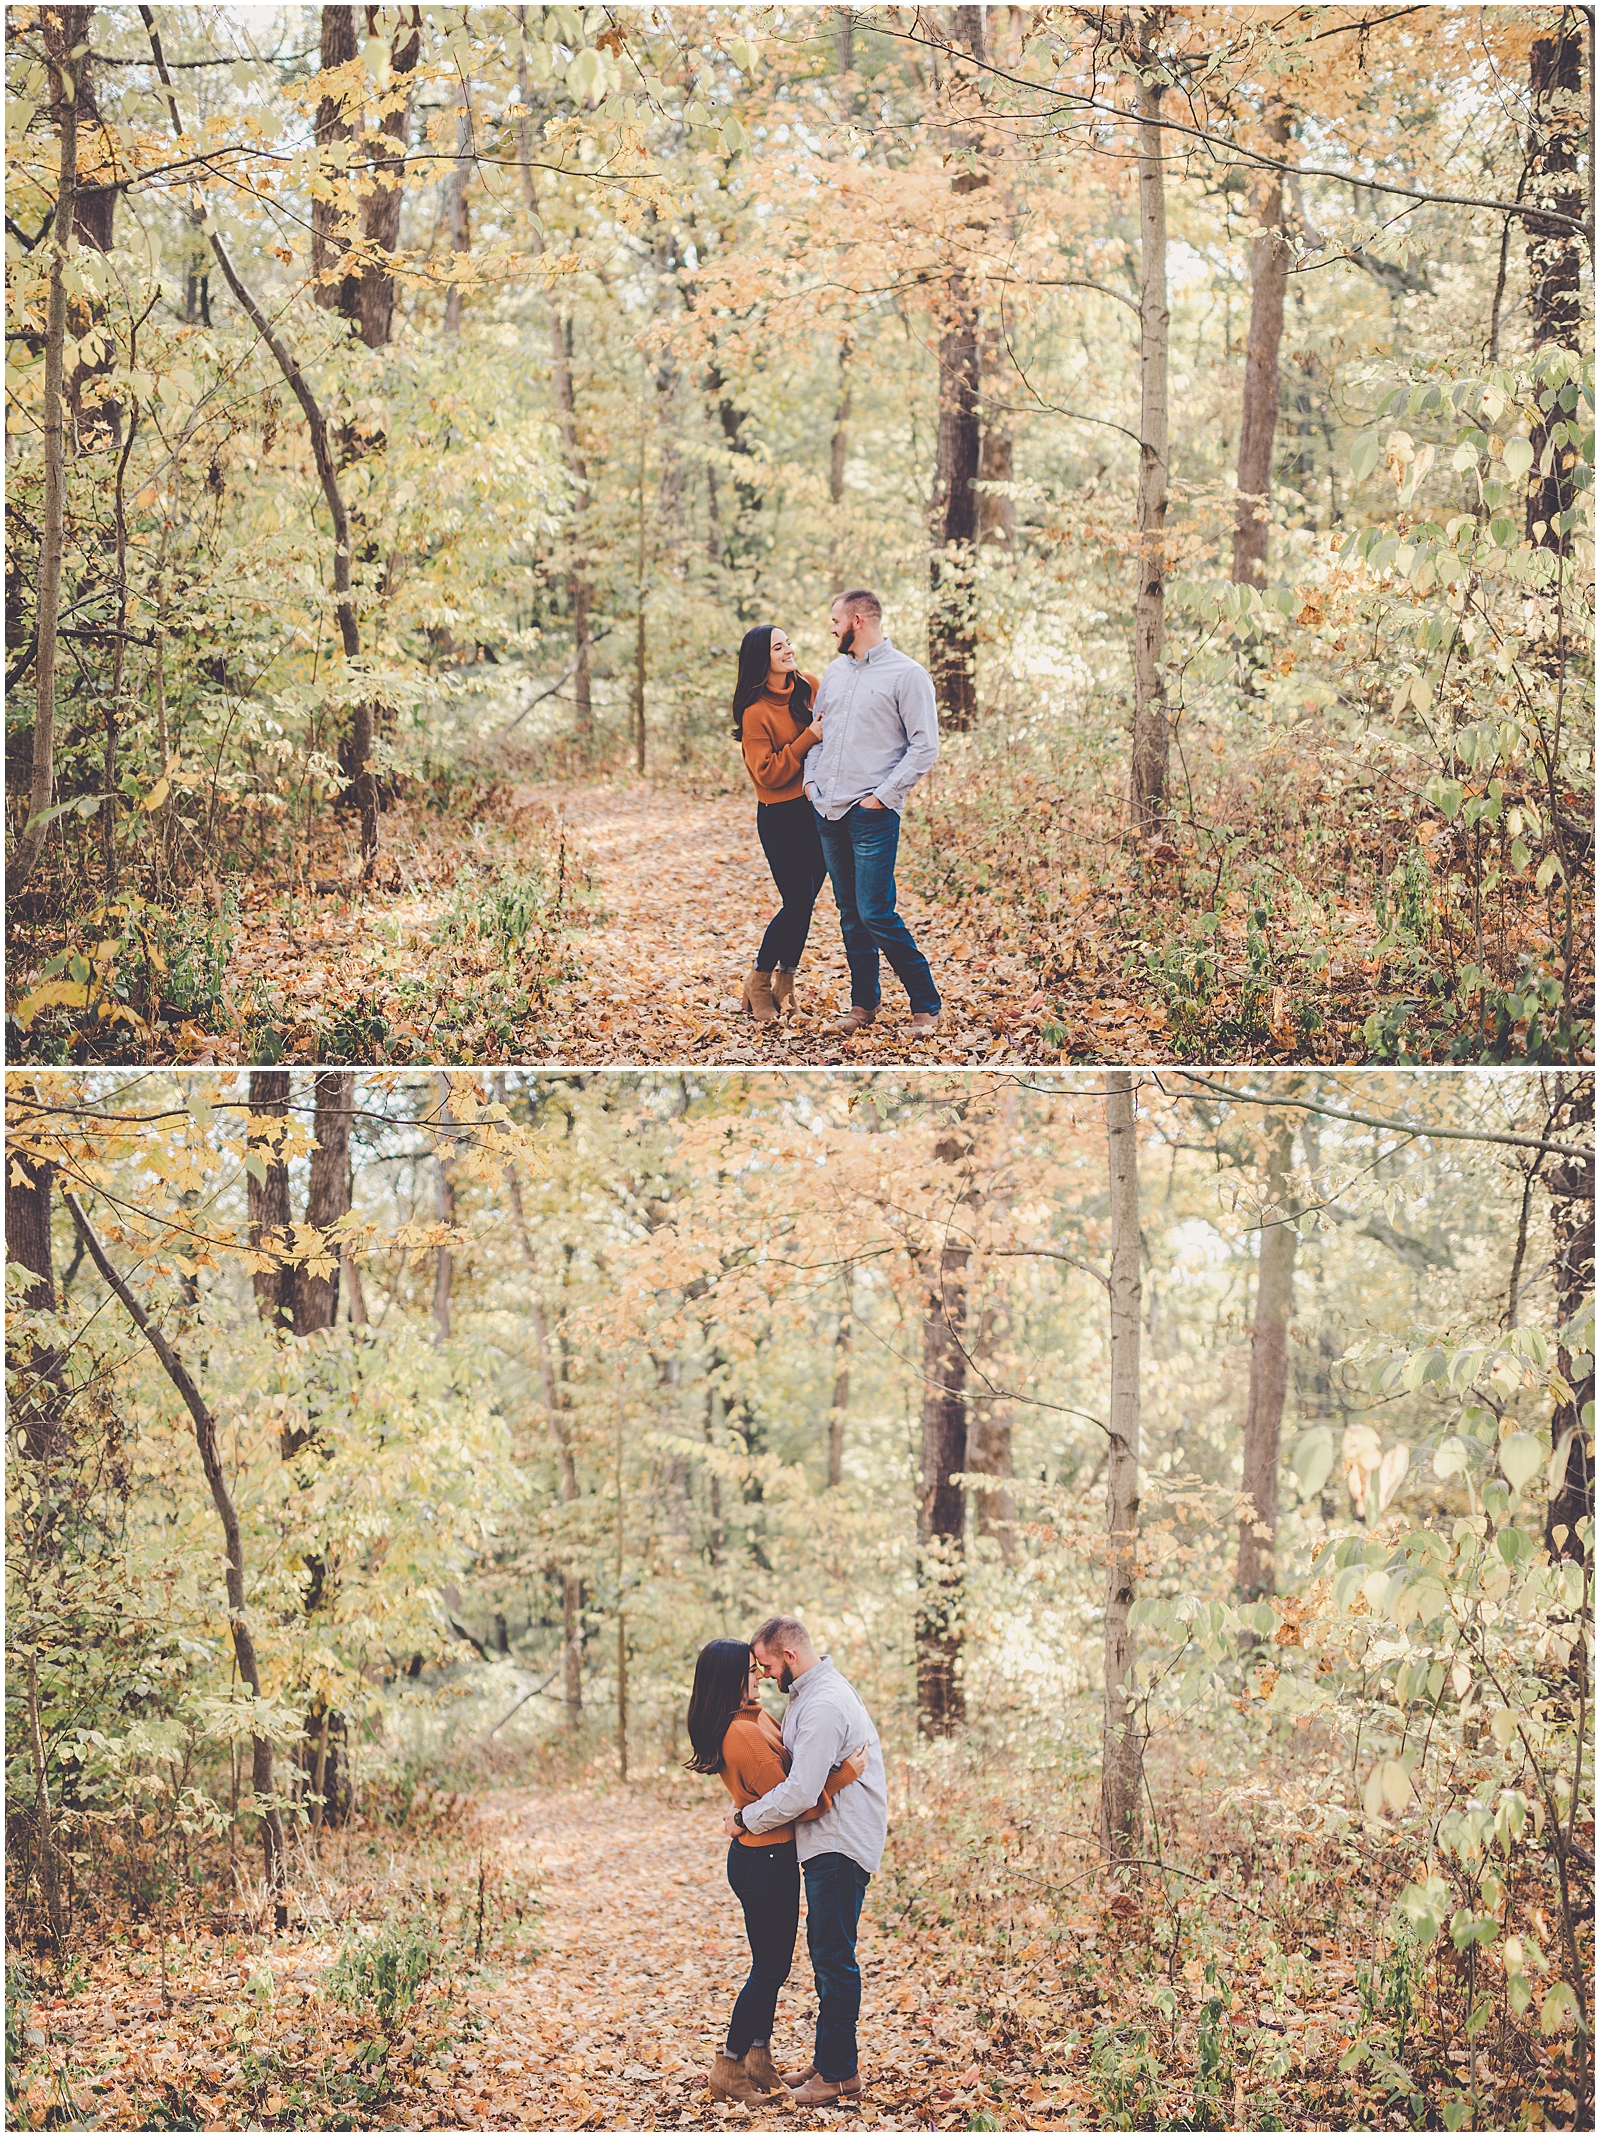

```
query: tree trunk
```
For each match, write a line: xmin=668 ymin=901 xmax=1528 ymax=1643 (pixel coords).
xmin=10 ymin=5 xmax=86 ymax=896
xmin=1129 ymin=14 xmax=1170 ymax=837
xmin=929 ymin=284 xmax=981 ymax=727
xmin=311 ymin=6 xmax=358 ymax=309
xmin=1545 ymin=1079 xmax=1594 ymax=1563
xmin=5 ymin=1107 xmax=62 ymax=1461
xmin=247 ymin=1069 xmax=293 ymax=1329
xmin=296 ymin=1071 xmax=354 ymax=1335
xmin=354 ymin=5 xmax=421 ymax=350
xmin=141 ymin=7 xmax=379 ymax=871
xmin=1237 ymin=1109 xmax=1298 ymax=1598
xmin=6 ymin=1139 xmax=55 ymax=1316
xmin=1523 ymin=18 xmax=1585 ymax=551
xmin=515 ymin=21 xmax=592 ymax=736
xmin=503 ymin=1142 xmax=585 ymax=1724
xmin=432 ymin=1072 xmax=456 ymax=1342
xmin=1101 ymin=1070 xmax=1143 ymax=1862
xmin=976 ymin=388 xmax=1016 ymax=552
xmin=1231 ymin=105 xmax=1292 ymax=586
xmin=926 ymin=5 xmax=987 ymax=729
xmin=67 ymin=1196 xmax=288 ymax=1923
xmin=917 ymin=1129 xmax=974 ymax=1735
xmin=828 ymin=1270 xmax=852 ymax=1487
xmin=444 ymin=75 xmax=472 ymax=334
xmin=966 ymin=1084 xmax=1019 ymax=1557
xmin=829 ymin=335 xmax=853 ymax=508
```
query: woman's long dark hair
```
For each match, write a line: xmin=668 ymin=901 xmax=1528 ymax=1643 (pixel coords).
xmin=684 ymin=1637 xmax=753 ymax=1774
xmin=731 ymin=626 xmax=812 ymax=741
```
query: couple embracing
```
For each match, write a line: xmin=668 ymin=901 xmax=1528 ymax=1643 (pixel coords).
xmin=685 ymin=1616 xmax=886 ymax=2106
xmin=733 ymin=588 xmax=942 ymax=1037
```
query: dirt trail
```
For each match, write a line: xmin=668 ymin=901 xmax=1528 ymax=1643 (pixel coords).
xmin=393 ymin=1787 xmax=951 ymax=2130
xmin=536 ymin=784 xmax=1058 ymax=1065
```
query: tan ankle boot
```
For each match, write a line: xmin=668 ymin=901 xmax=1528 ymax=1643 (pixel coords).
xmin=710 ymin=2051 xmax=768 ymax=2103
xmin=744 ymin=2042 xmax=781 ymax=2093
xmin=741 ymin=969 xmax=778 ymax=1023
xmin=772 ymin=969 xmax=795 ymax=1013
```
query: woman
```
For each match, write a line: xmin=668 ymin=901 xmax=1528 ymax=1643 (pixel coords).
xmin=731 ymin=625 xmax=826 ymax=1023
xmin=684 ymin=1637 xmax=863 ymax=2103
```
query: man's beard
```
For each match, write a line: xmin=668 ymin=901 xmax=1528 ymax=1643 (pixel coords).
xmin=837 ymin=623 xmax=855 ymax=655
xmin=778 ymin=1663 xmax=795 ymax=1692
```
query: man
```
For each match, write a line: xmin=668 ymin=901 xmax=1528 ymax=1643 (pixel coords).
xmin=725 ymin=1615 xmax=888 ymax=2106
xmin=803 ymin=589 xmax=941 ymax=1036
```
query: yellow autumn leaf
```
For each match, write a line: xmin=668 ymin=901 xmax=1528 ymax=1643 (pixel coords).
xmin=11 ymin=980 xmax=90 ymax=1028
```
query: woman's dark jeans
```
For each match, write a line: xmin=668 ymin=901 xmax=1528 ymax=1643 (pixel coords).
xmin=755 ymin=797 xmax=826 ymax=972
xmin=725 ymin=1837 xmax=800 ymax=2057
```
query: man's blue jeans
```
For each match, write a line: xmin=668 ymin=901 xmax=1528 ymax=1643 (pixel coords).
xmin=802 ymin=1850 xmax=871 ymax=2081
xmin=815 ymin=803 xmax=940 ymax=1016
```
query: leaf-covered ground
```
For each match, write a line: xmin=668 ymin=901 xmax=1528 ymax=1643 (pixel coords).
xmin=8 ymin=761 xmax=1588 ymax=1066
xmin=10 ymin=1772 xmax=1591 ymax=2131
xmin=13 ymin=1787 xmax=1050 ymax=2133
xmin=529 ymin=783 xmax=1117 ymax=1067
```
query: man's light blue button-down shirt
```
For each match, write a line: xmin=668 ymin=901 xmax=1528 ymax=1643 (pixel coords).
xmin=802 ymin=637 xmax=940 ymax=820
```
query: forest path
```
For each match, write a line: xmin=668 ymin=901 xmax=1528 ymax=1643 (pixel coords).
xmin=389 ymin=1786 xmax=981 ymax=2131
xmin=536 ymin=782 xmax=1058 ymax=1065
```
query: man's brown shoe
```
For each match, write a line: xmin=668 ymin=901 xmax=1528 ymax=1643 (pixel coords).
xmin=909 ymin=1011 xmax=939 ymax=1037
xmin=787 ymin=2070 xmax=862 ymax=2104
xmin=781 ymin=2065 xmax=862 ymax=2095
xmin=836 ymin=1005 xmax=876 ymax=1033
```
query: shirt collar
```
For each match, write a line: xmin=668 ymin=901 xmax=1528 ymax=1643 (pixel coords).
xmin=854 ymin=637 xmax=893 ymax=665
xmin=789 ymin=1655 xmax=835 ymax=1700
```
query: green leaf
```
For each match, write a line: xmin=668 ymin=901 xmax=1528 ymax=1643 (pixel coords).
xmin=1502 ymin=436 xmax=1535 ymax=480
xmin=1449 ymin=1908 xmax=1497 ymax=1953
xmin=1398 ymin=1876 xmax=1451 ymax=1945
xmin=1424 ymin=775 xmax=1464 ymax=821
xmin=565 ymin=47 xmax=601 ymax=99
xmin=1499 ymin=1432 xmax=1544 ymax=1492
xmin=1350 ymin=433 xmax=1381 ymax=483
xmin=1291 ymin=1426 xmax=1335 ymax=1498
xmin=1540 ymin=1980 xmax=1578 ymax=2035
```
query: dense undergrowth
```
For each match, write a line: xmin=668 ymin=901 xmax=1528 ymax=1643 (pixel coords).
xmin=905 ymin=724 xmax=1593 ymax=1069
xmin=875 ymin=1723 xmax=1593 ymax=2134
xmin=4 ymin=770 xmax=586 ymax=1066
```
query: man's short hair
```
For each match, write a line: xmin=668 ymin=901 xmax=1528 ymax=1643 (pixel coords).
xmin=833 ymin=587 xmax=882 ymax=622
xmin=752 ymin=1614 xmax=811 ymax=1655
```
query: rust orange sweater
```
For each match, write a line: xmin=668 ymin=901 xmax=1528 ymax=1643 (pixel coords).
xmin=718 ymin=1700 xmax=863 ymax=1846
xmin=740 ymin=675 xmax=820 ymax=804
